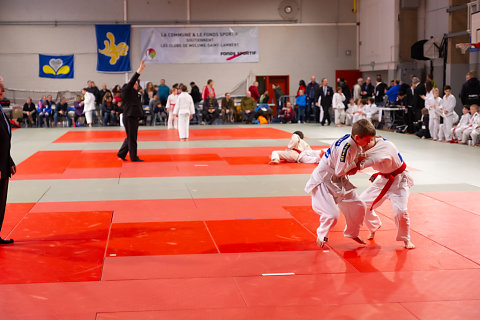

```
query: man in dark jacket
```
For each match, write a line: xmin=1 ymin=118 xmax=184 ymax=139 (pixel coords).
xmin=190 ymin=82 xmax=202 ymax=123
xmin=117 ymin=61 xmax=145 ymax=162
xmin=460 ymin=71 xmax=480 ymax=106
xmin=0 ymin=77 xmax=15 ymax=244
xmin=306 ymin=76 xmax=320 ymax=122
xmin=318 ymin=78 xmax=334 ymax=125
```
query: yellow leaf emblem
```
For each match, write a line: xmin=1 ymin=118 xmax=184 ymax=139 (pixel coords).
xmin=98 ymin=32 xmax=129 ymax=65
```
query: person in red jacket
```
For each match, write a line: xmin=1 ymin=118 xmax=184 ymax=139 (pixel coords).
xmin=202 ymin=79 xmax=216 ymax=100
xmin=248 ymin=81 xmax=260 ymax=102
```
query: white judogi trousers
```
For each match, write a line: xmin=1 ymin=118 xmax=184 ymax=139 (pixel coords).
xmin=311 ymin=181 xmax=365 ymax=241
xmin=177 ymin=114 xmax=190 ymax=139
xmin=360 ymin=173 xmax=412 ymax=241
xmin=334 ymin=109 xmax=346 ymax=125
xmin=471 ymin=128 xmax=480 ymax=144
xmin=439 ymin=114 xmax=456 ymax=141
xmin=167 ymin=109 xmax=178 ymax=129
xmin=84 ymin=110 xmax=93 ymax=125
xmin=452 ymin=125 xmax=469 ymax=141
xmin=429 ymin=117 xmax=440 ymax=140
xmin=462 ymin=127 xmax=475 ymax=143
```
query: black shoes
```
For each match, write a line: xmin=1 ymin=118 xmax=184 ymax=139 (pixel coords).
xmin=117 ymin=155 xmax=127 ymax=161
xmin=131 ymin=158 xmax=144 ymax=162
xmin=0 ymin=238 xmax=14 ymax=245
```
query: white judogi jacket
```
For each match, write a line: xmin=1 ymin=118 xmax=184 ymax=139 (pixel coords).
xmin=305 ymin=134 xmax=360 ymax=194
xmin=364 ymin=103 xmax=378 ymax=118
xmin=83 ymin=91 xmax=96 ymax=112
xmin=426 ymin=96 xmax=442 ymax=120
xmin=457 ymin=113 xmax=471 ymax=128
xmin=166 ymin=93 xmax=178 ymax=112
xmin=332 ymin=93 xmax=346 ymax=110
xmin=174 ymin=92 xmax=195 ymax=115
xmin=358 ymin=138 xmax=414 ymax=190
xmin=288 ymin=133 xmax=311 ymax=152
xmin=441 ymin=94 xmax=457 ymax=121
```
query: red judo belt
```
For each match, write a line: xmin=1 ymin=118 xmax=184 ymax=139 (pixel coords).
xmin=369 ymin=162 xmax=407 ymax=210
xmin=292 ymin=148 xmax=302 ymax=154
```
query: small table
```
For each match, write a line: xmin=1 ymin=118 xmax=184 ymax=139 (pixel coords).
xmin=377 ymin=107 xmax=405 ymax=123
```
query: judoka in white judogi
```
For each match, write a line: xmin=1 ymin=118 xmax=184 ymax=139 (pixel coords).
xmin=270 ymin=132 xmax=324 ymax=164
xmin=358 ymin=137 xmax=415 ymax=249
xmin=305 ymin=133 xmax=367 ymax=247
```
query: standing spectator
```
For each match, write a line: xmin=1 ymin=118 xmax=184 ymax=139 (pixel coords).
xmin=361 ymin=77 xmax=374 ymax=99
xmin=411 ymin=76 xmax=426 ymax=123
xmin=174 ymin=84 xmax=195 ymax=141
xmin=272 ymin=83 xmax=284 ymax=112
xmin=248 ymin=81 xmax=260 ymax=102
xmin=189 ymin=81 xmax=202 ymax=123
xmin=460 ymin=71 xmax=480 ymax=107
xmin=0 ymin=76 xmax=15 ymax=245
xmin=73 ymin=95 xmax=84 ymax=126
xmin=203 ymin=92 xmax=219 ymax=125
xmin=332 ymin=87 xmax=346 ymax=126
xmin=439 ymin=85 xmax=457 ymax=142
xmin=112 ymin=84 xmax=121 ymax=95
xmin=425 ymin=87 xmax=442 ymax=141
xmin=117 ymin=60 xmax=146 ymax=162
xmin=240 ymin=91 xmax=256 ymax=124
xmin=338 ymin=78 xmax=351 ymax=108
xmin=374 ymin=74 xmax=388 ymax=107
xmin=221 ymin=92 xmax=235 ymax=123
xmin=306 ymin=76 xmax=320 ymax=122
xmin=81 ymin=88 xmax=96 ymax=128
xmin=297 ymin=80 xmax=306 ymax=96
xmin=54 ymin=97 xmax=71 ymax=127
xmin=295 ymin=89 xmax=307 ymax=123
xmin=143 ymin=82 xmax=156 ymax=106
xmin=98 ymin=83 xmax=111 ymax=105
xmin=38 ymin=96 xmax=51 ymax=128
xmin=157 ymin=79 xmax=170 ymax=107
xmin=22 ymin=97 xmax=36 ymax=127
xmin=202 ymin=79 xmax=216 ymax=100
xmin=102 ymin=95 xmax=116 ymax=126
xmin=318 ymin=78 xmax=334 ymax=125
xmin=386 ymin=80 xmax=401 ymax=103
xmin=88 ymin=81 xmax=100 ymax=124
xmin=353 ymin=78 xmax=363 ymax=100
xmin=166 ymin=85 xmax=179 ymax=129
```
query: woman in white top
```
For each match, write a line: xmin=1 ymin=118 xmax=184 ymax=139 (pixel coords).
xmin=81 ymin=88 xmax=96 ymax=127
xmin=166 ymin=85 xmax=179 ymax=129
xmin=332 ymin=87 xmax=346 ymax=126
xmin=174 ymin=84 xmax=195 ymax=141
xmin=425 ymin=88 xmax=442 ymax=140
xmin=439 ymin=85 xmax=457 ymax=142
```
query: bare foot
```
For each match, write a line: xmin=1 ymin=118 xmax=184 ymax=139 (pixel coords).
xmin=352 ymin=236 xmax=366 ymax=245
xmin=268 ymin=160 xmax=280 ymax=165
xmin=368 ymin=226 xmax=381 ymax=240
xmin=316 ymin=237 xmax=327 ymax=248
xmin=404 ymin=240 xmax=415 ymax=249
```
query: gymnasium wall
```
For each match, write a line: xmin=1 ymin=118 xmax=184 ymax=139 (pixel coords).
xmin=0 ymin=0 xmax=357 ymax=97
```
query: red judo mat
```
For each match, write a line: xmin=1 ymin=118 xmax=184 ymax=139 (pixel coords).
xmin=2 ymin=192 xmax=480 ymax=319
xmin=12 ymin=146 xmax=327 ymax=180
xmin=53 ymin=127 xmax=293 ymax=143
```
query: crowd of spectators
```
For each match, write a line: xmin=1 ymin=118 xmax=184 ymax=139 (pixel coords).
xmin=2 ymin=70 xmax=478 ymax=146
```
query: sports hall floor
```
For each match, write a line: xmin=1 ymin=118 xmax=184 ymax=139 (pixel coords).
xmin=1 ymin=124 xmax=480 ymax=320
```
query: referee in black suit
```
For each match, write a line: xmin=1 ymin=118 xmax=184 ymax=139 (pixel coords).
xmin=0 ymin=77 xmax=16 ymax=245
xmin=117 ymin=61 xmax=145 ymax=162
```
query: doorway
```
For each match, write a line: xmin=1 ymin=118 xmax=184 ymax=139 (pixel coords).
xmin=256 ymin=75 xmax=289 ymax=115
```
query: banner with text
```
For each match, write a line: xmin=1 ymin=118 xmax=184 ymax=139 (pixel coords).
xmin=140 ymin=27 xmax=258 ymax=64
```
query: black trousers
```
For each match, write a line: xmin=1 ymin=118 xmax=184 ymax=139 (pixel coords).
xmin=117 ymin=116 xmax=139 ymax=160
xmin=320 ymin=105 xmax=331 ymax=125
xmin=0 ymin=176 xmax=8 ymax=232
